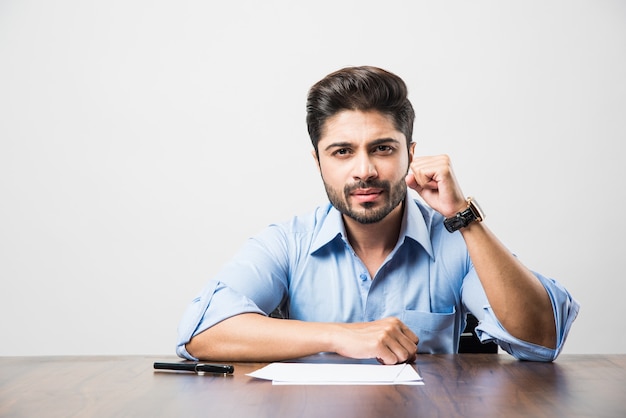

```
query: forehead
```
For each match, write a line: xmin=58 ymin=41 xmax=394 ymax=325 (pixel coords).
xmin=319 ymin=110 xmax=404 ymax=146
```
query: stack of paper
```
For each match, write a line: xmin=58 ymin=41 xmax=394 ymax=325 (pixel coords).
xmin=246 ymin=362 xmax=424 ymax=385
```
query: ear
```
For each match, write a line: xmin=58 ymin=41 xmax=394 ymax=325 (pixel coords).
xmin=311 ymin=149 xmax=321 ymax=172
xmin=409 ymin=142 xmax=416 ymax=161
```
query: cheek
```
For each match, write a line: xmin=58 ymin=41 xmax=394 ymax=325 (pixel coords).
xmin=319 ymin=162 xmax=345 ymax=182
xmin=397 ymin=154 xmax=412 ymax=175
xmin=380 ymin=159 xmax=409 ymax=179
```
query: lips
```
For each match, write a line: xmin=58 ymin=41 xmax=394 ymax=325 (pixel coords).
xmin=352 ymin=188 xmax=382 ymax=195
xmin=351 ymin=188 xmax=383 ymax=203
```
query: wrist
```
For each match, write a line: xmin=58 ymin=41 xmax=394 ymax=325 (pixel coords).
xmin=443 ymin=197 xmax=485 ymax=233
xmin=444 ymin=201 xmax=471 ymax=219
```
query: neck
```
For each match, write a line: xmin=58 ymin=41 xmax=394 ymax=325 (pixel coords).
xmin=343 ymin=200 xmax=405 ymax=258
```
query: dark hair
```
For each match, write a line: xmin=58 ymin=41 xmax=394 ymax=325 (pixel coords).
xmin=306 ymin=66 xmax=415 ymax=155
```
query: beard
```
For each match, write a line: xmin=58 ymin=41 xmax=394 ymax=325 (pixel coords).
xmin=323 ymin=177 xmax=407 ymax=224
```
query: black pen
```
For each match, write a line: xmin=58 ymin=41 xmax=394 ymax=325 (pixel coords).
xmin=153 ymin=362 xmax=234 ymax=375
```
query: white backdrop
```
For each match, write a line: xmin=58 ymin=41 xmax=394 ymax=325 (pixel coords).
xmin=1 ymin=0 xmax=624 ymax=356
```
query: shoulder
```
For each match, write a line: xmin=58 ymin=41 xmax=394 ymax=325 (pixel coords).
xmin=252 ymin=202 xmax=336 ymax=247
xmin=267 ymin=202 xmax=334 ymax=234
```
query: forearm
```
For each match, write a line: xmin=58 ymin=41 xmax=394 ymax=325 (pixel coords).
xmin=461 ymin=222 xmax=557 ymax=348
xmin=185 ymin=313 xmax=419 ymax=364
xmin=186 ymin=313 xmax=333 ymax=362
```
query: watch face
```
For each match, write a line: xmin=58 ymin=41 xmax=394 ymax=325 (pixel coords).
xmin=468 ymin=198 xmax=484 ymax=221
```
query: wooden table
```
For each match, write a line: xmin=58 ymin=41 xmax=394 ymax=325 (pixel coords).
xmin=1 ymin=354 xmax=624 ymax=417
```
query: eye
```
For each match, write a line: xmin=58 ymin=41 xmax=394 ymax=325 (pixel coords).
xmin=373 ymin=145 xmax=394 ymax=154
xmin=331 ymin=148 xmax=352 ymax=157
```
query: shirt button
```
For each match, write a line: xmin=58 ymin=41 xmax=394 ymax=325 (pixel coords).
xmin=359 ymin=273 xmax=368 ymax=281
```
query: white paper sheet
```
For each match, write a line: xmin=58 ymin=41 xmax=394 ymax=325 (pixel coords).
xmin=246 ymin=362 xmax=424 ymax=385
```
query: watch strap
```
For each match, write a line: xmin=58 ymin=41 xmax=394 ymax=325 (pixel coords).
xmin=444 ymin=197 xmax=483 ymax=233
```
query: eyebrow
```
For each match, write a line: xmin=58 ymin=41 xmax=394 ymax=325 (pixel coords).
xmin=323 ymin=137 xmax=401 ymax=152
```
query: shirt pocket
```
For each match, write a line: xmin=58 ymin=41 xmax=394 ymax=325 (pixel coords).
xmin=401 ymin=307 xmax=456 ymax=354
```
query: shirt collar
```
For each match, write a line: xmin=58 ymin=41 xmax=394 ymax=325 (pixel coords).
xmin=310 ymin=197 xmax=435 ymax=259
xmin=310 ymin=205 xmax=345 ymax=254
xmin=403 ymin=197 xmax=435 ymax=259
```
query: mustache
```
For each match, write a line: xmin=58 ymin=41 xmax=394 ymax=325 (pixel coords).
xmin=344 ymin=179 xmax=390 ymax=194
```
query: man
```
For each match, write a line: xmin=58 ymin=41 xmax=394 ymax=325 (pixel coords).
xmin=177 ymin=66 xmax=579 ymax=364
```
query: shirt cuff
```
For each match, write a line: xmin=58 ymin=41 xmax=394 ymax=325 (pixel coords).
xmin=475 ymin=273 xmax=580 ymax=362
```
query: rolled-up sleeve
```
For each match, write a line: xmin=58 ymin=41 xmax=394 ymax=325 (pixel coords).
xmin=176 ymin=280 xmax=266 ymax=360
xmin=175 ymin=226 xmax=291 ymax=360
xmin=474 ymin=272 xmax=580 ymax=362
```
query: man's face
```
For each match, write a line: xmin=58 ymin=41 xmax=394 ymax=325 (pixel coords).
xmin=315 ymin=110 xmax=413 ymax=224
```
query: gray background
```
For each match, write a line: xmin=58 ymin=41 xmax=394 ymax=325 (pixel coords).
xmin=1 ymin=0 xmax=624 ymax=356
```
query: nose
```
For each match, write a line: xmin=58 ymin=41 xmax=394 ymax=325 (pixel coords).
xmin=352 ymin=152 xmax=377 ymax=182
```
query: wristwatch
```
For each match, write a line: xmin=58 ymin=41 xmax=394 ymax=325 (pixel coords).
xmin=443 ymin=197 xmax=485 ymax=232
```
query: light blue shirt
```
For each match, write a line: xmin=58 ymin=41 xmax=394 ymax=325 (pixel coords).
xmin=177 ymin=198 xmax=579 ymax=362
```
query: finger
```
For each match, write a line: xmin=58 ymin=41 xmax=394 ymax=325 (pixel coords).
xmin=380 ymin=334 xmax=418 ymax=364
xmin=405 ymin=172 xmax=420 ymax=191
xmin=377 ymin=349 xmax=399 ymax=365
xmin=400 ymin=322 xmax=419 ymax=344
xmin=414 ymin=172 xmax=440 ymax=190
xmin=409 ymin=155 xmax=454 ymax=183
xmin=406 ymin=170 xmax=437 ymax=196
xmin=396 ymin=324 xmax=419 ymax=362
xmin=372 ymin=333 xmax=402 ymax=365
xmin=382 ymin=323 xmax=418 ymax=364
xmin=409 ymin=164 xmax=440 ymax=190
xmin=395 ymin=333 xmax=419 ymax=363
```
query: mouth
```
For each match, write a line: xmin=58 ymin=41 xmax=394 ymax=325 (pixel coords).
xmin=350 ymin=188 xmax=384 ymax=203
